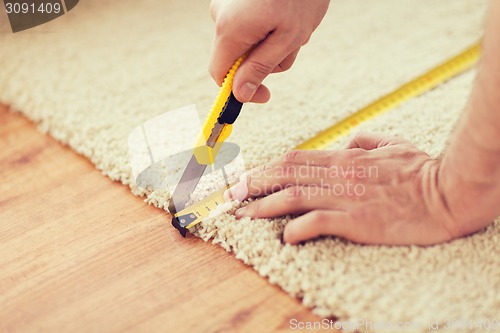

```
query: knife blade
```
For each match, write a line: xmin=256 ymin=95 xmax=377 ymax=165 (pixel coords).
xmin=169 ymin=92 xmax=243 ymax=236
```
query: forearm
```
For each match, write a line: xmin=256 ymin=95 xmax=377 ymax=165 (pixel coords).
xmin=440 ymin=0 xmax=500 ymax=233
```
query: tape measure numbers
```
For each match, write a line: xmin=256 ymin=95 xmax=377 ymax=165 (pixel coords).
xmin=173 ymin=42 xmax=481 ymax=230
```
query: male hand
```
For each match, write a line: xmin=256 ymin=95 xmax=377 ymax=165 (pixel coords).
xmin=226 ymin=133 xmax=476 ymax=245
xmin=209 ymin=0 xmax=330 ymax=103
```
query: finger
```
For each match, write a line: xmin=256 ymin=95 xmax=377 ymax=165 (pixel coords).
xmin=274 ymin=150 xmax=339 ymax=167
xmin=209 ymin=34 xmax=255 ymax=86
xmin=241 ymin=159 xmax=369 ymax=200
xmin=247 ymin=164 xmax=333 ymax=198
xmin=241 ymin=149 xmax=361 ymax=185
xmin=209 ymin=10 xmax=270 ymax=87
xmin=283 ymin=210 xmax=356 ymax=244
xmin=249 ymin=84 xmax=271 ymax=103
xmin=233 ymin=30 xmax=300 ymax=102
xmin=346 ymin=132 xmax=409 ymax=150
xmin=274 ymin=149 xmax=366 ymax=168
xmin=235 ymin=185 xmax=346 ymax=219
xmin=245 ymin=151 xmax=336 ymax=176
xmin=271 ymin=48 xmax=300 ymax=74
xmin=226 ymin=164 xmax=332 ymax=201
xmin=242 ymin=152 xmax=307 ymax=178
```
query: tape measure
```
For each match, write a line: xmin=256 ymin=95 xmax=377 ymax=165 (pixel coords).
xmin=296 ymin=43 xmax=480 ymax=149
xmin=173 ymin=42 xmax=481 ymax=230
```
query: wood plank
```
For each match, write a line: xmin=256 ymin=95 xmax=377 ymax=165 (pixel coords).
xmin=0 ymin=105 xmax=324 ymax=333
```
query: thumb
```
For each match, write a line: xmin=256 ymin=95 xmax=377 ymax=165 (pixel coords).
xmin=233 ymin=31 xmax=296 ymax=103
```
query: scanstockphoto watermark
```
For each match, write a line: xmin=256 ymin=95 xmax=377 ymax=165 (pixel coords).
xmin=290 ymin=318 xmax=500 ymax=331
xmin=290 ymin=318 xmax=424 ymax=331
xmin=244 ymin=161 xmax=379 ymax=198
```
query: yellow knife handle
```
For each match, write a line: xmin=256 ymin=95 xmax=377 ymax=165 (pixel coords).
xmin=196 ymin=55 xmax=246 ymax=148
xmin=193 ymin=55 xmax=246 ymax=165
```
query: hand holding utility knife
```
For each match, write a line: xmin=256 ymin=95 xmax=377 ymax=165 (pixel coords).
xmin=168 ymin=55 xmax=246 ymax=236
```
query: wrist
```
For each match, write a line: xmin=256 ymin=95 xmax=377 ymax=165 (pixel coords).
xmin=438 ymin=139 xmax=500 ymax=236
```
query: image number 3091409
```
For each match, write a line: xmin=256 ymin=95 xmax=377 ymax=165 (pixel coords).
xmin=2 ymin=0 xmax=79 ymax=33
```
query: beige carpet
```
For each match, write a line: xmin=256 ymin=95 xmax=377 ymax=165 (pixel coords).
xmin=1 ymin=0 xmax=499 ymax=331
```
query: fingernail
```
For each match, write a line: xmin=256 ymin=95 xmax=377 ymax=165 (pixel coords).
xmin=227 ymin=181 xmax=248 ymax=202
xmin=235 ymin=207 xmax=246 ymax=219
xmin=240 ymin=82 xmax=258 ymax=101
xmin=223 ymin=189 xmax=231 ymax=202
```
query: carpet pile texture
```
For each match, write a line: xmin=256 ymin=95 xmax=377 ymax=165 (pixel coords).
xmin=1 ymin=0 xmax=499 ymax=331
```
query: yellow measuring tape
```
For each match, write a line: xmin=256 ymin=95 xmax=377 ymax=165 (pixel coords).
xmin=297 ymin=43 xmax=480 ymax=149
xmin=174 ymin=42 xmax=481 ymax=229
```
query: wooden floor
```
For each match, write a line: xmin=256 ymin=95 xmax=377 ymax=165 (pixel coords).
xmin=0 ymin=105 xmax=325 ymax=333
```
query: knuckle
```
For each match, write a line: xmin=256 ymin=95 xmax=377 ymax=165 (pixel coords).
xmin=214 ymin=20 xmax=226 ymax=36
xmin=342 ymin=148 xmax=362 ymax=160
xmin=352 ymin=131 xmax=366 ymax=143
xmin=214 ymin=13 xmax=232 ymax=36
xmin=242 ymin=174 xmax=256 ymax=195
xmin=284 ymin=186 xmax=304 ymax=204
xmin=351 ymin=208 xmax=370 ymax=221
xmin=309 ymin=210 xmax=328 ymax=223
xmin=262 ymin=163 xmax=274 ymax=172
xmin=279 ymin=27 xmax=304 ymax=48
xmin=245 ymin=174 xmax=253 ymax=189
xmin=251 ymin=199 xmax=261 ymax=213
xmin=392 ymin=136 xmax=411 ymax=146
xmin=304 ymin=211 xmax=330 ymax=235
xmin=284 ymin=150 xmax=301 ymax=164
xmin=246 ymin=59 xmax=275 ymax=77
xmin=291 ymin=31 xmax=307 ymax=48
xmin=278 ymin=60 xmax=293 ymax=71
xmin=282 ymin=163 xmax=297 ymax=178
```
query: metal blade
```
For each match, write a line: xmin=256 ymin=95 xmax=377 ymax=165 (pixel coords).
xmin=168 ymin=122 xmax=225 ymax=214
xmin=169 ymin=93 xmax=243 ymax=236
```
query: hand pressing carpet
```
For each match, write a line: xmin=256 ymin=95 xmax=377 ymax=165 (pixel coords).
xmin=219 ymin=0 xmax=500 ymax=246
